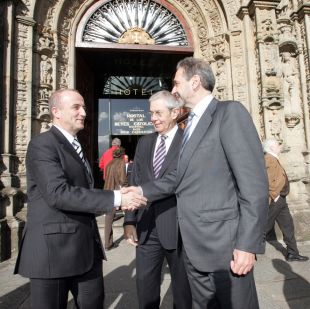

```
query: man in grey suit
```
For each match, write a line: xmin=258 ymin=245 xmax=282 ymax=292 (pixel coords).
xmin=14 ymin=89 xmax=146 ymax=309
xmin=125 ymin=57 xmax=269 ymax=308
xmin=124 ymin=91 xmax=191 ymax=309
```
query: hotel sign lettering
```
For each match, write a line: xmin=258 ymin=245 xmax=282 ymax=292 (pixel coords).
xmin=111 ymin=99 xmax=154 ymax=135
xmin=114 ymin=88 xmax=153 ymax=96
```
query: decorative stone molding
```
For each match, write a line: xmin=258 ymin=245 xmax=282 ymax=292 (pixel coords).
xmin=206 ymin=34 xmax=230 ymax=62
xmin=119 ymin=28 xmax=155 ymax=45
xmin=285 ymin=113 xmax=301 ymax=128
xmin=15 ymin=16 xmax=35 ymax=177
xmin=16 ymin=0 xmax=31 ymax=17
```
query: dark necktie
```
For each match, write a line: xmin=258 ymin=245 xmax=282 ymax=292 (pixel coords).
xmin=72 ymin=138 xmax=90 ymax=175
xmin=181 ymin=112 xmax=195 ymax=149
xmin=153 ymin=135 xmax=167 ymax=178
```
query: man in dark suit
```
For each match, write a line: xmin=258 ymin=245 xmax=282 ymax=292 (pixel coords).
xmin=124 ymin=90 xmax=191 ymax=309
xmin=125 ymin=57 xmax=269 ymax=308
xmin=263 ymin=138 xmax=308 ymax=262
xmin=14 ymin=89 xmax=146 ymax=309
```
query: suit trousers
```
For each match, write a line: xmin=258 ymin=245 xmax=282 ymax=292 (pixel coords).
xmin=30 ymin=256 xmax=104 ymax=309
xmin=182 ymin=247 xmax=259 ymax=309
xmin=266 ymin=196 xmax=299 ymax=255
xmin=104 ymin=208 xmax=116 ymax=248
xmin=136 ymin=226 xmax=192 ymax=309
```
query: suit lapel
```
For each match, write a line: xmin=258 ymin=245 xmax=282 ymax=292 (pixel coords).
xmin=50 ymin=126 xmax=93 ymax=185
xmin=177 ymin=99 xmax=218 ymax=184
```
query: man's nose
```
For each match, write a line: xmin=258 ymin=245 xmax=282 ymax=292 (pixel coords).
xmin=80 ymin=107 xmax=86 ymax=117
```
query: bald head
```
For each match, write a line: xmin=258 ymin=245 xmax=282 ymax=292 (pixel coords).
xmin=49 ymin=89 xmax=86 ymax=136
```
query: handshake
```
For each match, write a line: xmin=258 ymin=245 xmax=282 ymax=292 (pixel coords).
xmin=120 ymin=186 xmax=147 ymax=211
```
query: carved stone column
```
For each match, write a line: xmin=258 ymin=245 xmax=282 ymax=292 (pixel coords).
xmin=0 ymin=4 xmax=35 ymax=260
xmin=237 ymin=6 xmax=262 ymax=133
xmin=296 ymin=3 xmax=310 ymax=175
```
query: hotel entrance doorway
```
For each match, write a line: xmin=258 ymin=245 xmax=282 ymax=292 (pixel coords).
xmin=76 ymin=50 xmax=192 ymax=187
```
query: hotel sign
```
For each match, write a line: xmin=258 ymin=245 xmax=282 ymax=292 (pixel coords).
xmin=111 ymin=99 xmax=154 ymax=135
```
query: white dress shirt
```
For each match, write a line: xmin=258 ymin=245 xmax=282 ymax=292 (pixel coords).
xmin=187 ymin=95 xmax=214 ymax=140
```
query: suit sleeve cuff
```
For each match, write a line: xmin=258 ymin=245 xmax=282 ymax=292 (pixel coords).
xmin=114 ymin=190 xmax=121 ymax=207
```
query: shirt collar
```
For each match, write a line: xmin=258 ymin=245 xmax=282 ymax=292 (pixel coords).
xmin=266 ymin=151 xmax=279 ymax=160
xmin=158 ymin=124 xmax=178 ymax=140
xmin=53 ymin=124 xmax=76 ymax=144
xmin=192 ymin=95 xmax=214 ymax=118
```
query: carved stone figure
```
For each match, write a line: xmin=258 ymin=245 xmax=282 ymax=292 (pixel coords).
xmin=277 ymin=0 xmax=291 ymax=18
xmin=40 ymin=55 xmax=52 ymax=85
xmin=261 ymin=19 xmax=274 ymax=36
xmin=215 ymin=58 xmax=227 ymax=100
xmin=269 ymin=110 xmax=283 ymax=142
xmin=280 ymin=52 xmax=301 ymax=115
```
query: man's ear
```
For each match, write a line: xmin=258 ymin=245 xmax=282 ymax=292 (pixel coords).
xmin=191 ymin=75 xmax=201 ymax=91
xmin=51 ymin=106 xmax=61 ymax=119
xmin=171 ymin=108 xmax=180 ymax=120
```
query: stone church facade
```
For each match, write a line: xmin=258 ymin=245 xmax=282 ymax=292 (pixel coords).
xmin=1 ymin=0 xmax=310 ymax=261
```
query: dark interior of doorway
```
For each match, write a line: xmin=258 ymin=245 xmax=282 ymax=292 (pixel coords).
xmin=76 ymin=48 xmax=193 ymax=188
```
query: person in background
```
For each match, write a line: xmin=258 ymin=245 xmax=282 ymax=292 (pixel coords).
xmin=14 ymin=89 xmax=146 ymax=309
xmin=263 ymin=138 xmax=309 ymax=262
xmin=124 ymin=154 xmax=133 ymax=181
xmin=104 ymin=147 xmax=128 ymax=250
xmin=99 ymin=138 xmax=121 ymax=179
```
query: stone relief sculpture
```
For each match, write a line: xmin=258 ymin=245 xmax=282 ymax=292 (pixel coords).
xmin=277 ymin=0 xmax=291 ymax=18
xmin=280 ymin=52 xmax=301 ymax=117
xmin=40 ymin=55 xmax=53 ymax=85
xmin=269 ymin=110 xmax=283 ymax=143
xmin=215 ymin=58 xmax=227 ymax=100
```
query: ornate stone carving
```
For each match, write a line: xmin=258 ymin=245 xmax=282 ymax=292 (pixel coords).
xmin=14 ymin=18 xmax=34 ymax=178
xmin=119 ymin=28 xmax=155 ymax=45
xmin=269 ymin=110 xmax=283 ymax=143
xmin=200 ymin=0 xmax=223 ymax=34
xmin=259 ymin=18 xmax=277 ymax=42
xmin=285 ymin=113 xmax=301 ymax=128
xmin=207 ymin=34 xmax=230 ymax=62
xmin=16 ymin=0 xmax=31 ymax=16
xmin=174 ymin=0 xmax=210 ymax=57
xmin=37 ymin=31 xmax=55 ymax=54
xmin=230 ymin=32 xmax=247 ymax=103
xmin=277 ymin=0 xmax=292 ymax=19
xmin=280 ymin=52 xmax=302 ymax=118
xmin=214 ymin=58 xmax=227 ymax=100
xmin=277 ymin=20 xmax=297 ymax=50
xmin=40 ymin=55 xmax=53 ymax=86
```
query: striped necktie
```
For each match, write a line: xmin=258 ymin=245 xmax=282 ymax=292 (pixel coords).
xmin=153 ymin=135 xmax=167 ymax=178
xmin=181 ymin=112 xmax=195 ymax=149
xmin=72 ymin=138 xmax=90 ymax=174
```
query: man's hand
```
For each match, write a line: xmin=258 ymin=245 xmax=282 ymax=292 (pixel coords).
xmin=124 ymin=225 xmax=138 ymax=247
xmin=121 ymin=186 xmax=143 ymax=195
xmin=121 ymin=191 xmax=146 ymax=211
xmin=230 ymin=249 xmax=256 ymax=275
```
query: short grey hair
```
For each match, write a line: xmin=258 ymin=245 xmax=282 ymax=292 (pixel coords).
xmin=49 ymin=89 xmax=81 ymax=119
xmin=149 ymin=90 xmax=182 ymax=109
xmin=112 ymin=138 xmax=121 ymax=146
xmin=176 ymin=57 xmax=215 ymax=92
xmin=262 ymin=138 xmax=278 ymax=153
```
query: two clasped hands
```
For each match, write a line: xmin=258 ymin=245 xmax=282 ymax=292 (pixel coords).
xmin=120 ymin=186 xmax=145 ymax=211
